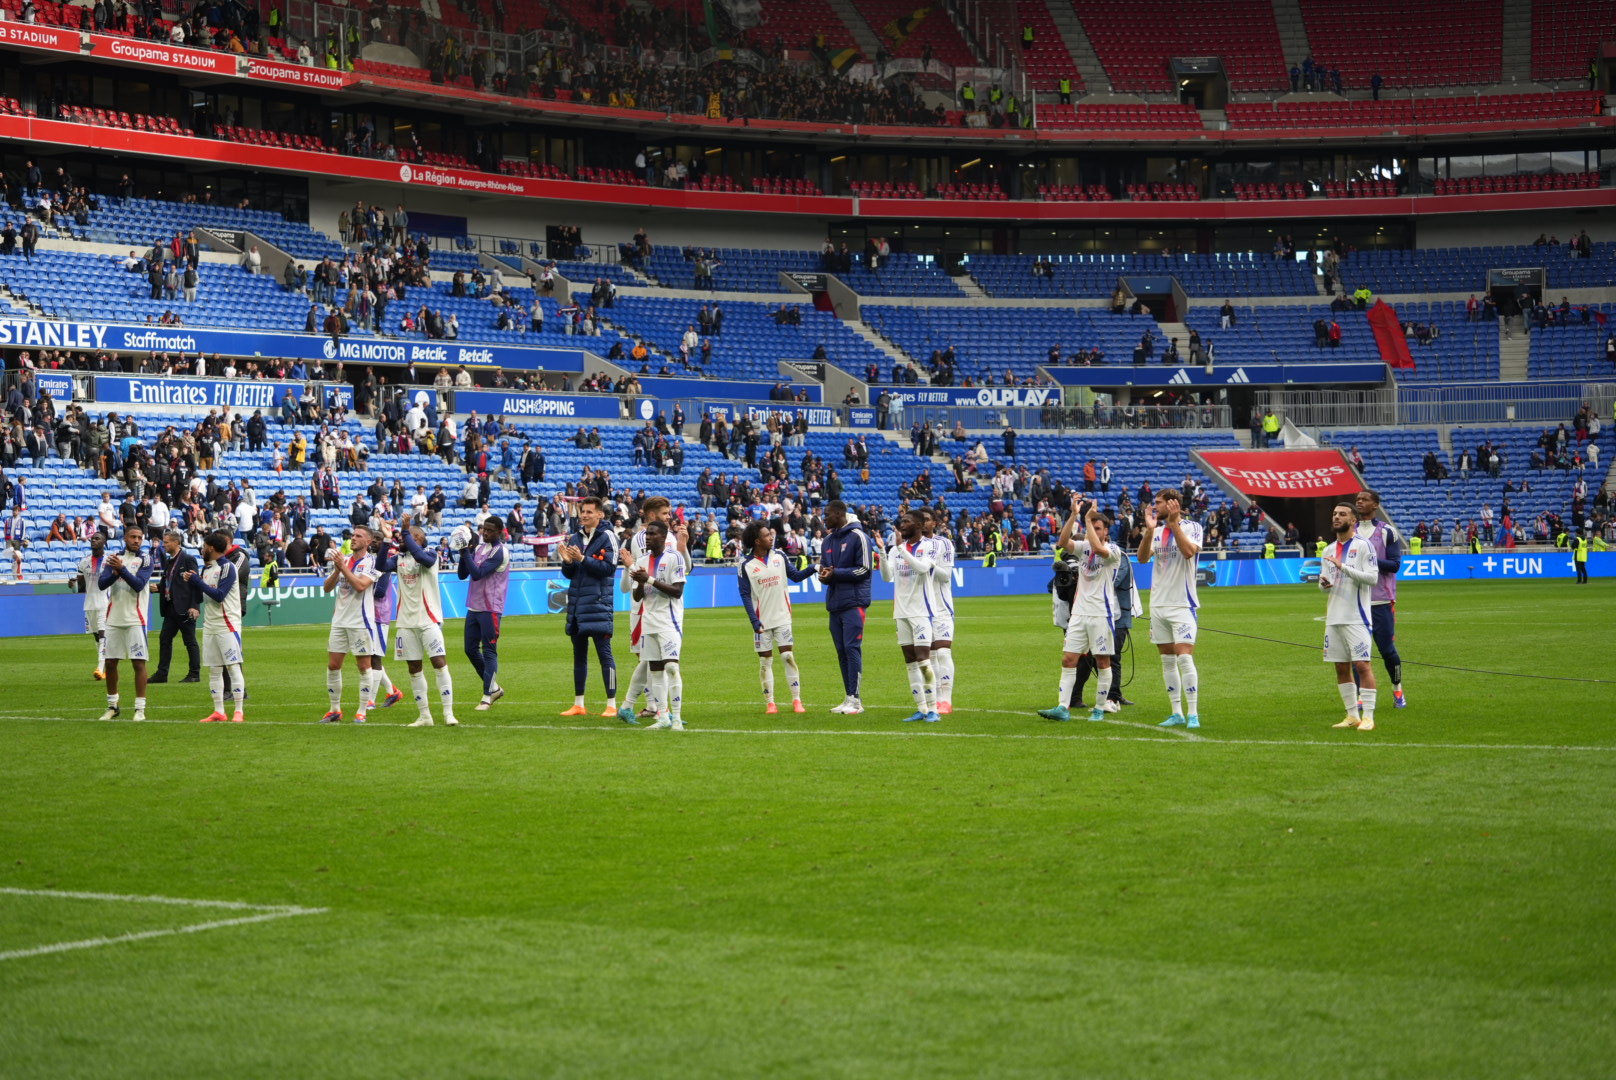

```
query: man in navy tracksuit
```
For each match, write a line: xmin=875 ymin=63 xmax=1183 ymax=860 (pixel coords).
xmin=559 ymin=495 xmax=620 ymax=717
xmin=817 ymin=500 xmax=872 ymax=715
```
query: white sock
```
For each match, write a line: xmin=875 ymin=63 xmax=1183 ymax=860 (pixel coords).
xmin=374 ymin=663 xmax=394 ymax=697
xmin=1338 ymin=681 xmax=1358 ymax=713
xmin=647 ymin=667 xmax=665 ymax=716
xmin=782 ymin=651 xmax=801 ymax=702
xmin=1096 ymin=666 xmax=1112 ymax=706
xmin=666 ymin=661 xmax=681 ymax=720
xmin=1058 ymin=665 xmax=1077 ymax=706
xmin=227 ymin=665 xmax=244 ymax=710
xmin=920 ymin=661 xmax=936 ymax=712
xmin=905 ymin=661 xmax=926 ymax=710
xmin=1161 ymin=654 xmax=1182 ymax=715
xmin=327 ymin=669 xmax=343 ymax=711
xmin=209 ymin=669 xmax=225 ymax=712
xmin=107 ymin=692 xmax=119 ymax=709
xmin=932 ymin=647 xmax=953 ymax=702
xmin=95 ymin=634 xmax=105 ymax=671
xmin=435 ymin=666 xmax=455 ymax=716
xmin=759 ymin=654 xmax=775 ymax=703
xmin=357 ymin=670 xmax=375 ymax=712
xmin=134 ymin=696 xmax=146 ymax=711
xmin=625 ymin=658 xmax=648 ymax=706
xmin=1394 ymin=681 xmax=1403 ymax=694
xmin=1359 ymin=687 xmax=1377 ymax=719
xmin=573 ymin=694 xmax=586 ymax=708
xmin=411 ymin=669 xmax=430 ymax=717
xmin=1177 ymin=655 xmax=1199 ymax=717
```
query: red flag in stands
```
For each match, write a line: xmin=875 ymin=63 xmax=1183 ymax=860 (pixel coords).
xmin=1367 ymin=299 xmax=1416 ymax=370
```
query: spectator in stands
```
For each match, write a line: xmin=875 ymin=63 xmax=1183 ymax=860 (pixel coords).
xmin=241 ymin=245 xmax=263 ymax=274
xmin=1220 ymin=300 xmax=1236 ymax=329
xmin=1370 ymin=73 xmax=1382 ymax=100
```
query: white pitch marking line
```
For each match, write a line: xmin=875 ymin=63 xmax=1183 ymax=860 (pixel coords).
xmin=0 ymin=714 xmax=1608 ymax=752
xmin=0 ymin=887 xmax=326 ymax=962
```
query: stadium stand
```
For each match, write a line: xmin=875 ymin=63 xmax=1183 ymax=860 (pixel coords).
xmin=967 ymin=253 xmax=1318 ymax=299
xmin=14 ymin=194 xmax=346 ymax=263
xmin=848 ymin=0 xmax=977 ymax=66
xmin=1296 ymin=0 xmax=1503 ymax=87
xmin=1524 ymin=305 xmax=1616 ymax=379
xmin=1074 ymin=0 xmax=1288 ymax=92
xmin=1226 ymin=93 xmax=1601 ymax=130
xmin=1336 ymin=243 xmax=1615 ymax=294
xmin=1035 ymin=103 xmax=1203 ymax=130
xmin=1433 ymin=172 xmax=1602 ymax=195
xmin=1530 ymin=0 xmax=1616 ymax=81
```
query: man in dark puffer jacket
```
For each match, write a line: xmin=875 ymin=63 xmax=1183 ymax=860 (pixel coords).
xmin=559 ymin=495 xmax=621 ymax=717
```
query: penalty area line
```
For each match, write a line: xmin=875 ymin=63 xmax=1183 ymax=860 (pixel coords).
xmin=0 ymin=887 xmax=326 ymax=963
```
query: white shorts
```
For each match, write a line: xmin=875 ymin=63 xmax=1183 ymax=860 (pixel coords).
xmin=103 ymin=624 xmax=149 ymax=661
xmin=641 ymin=631 xmax=681 ymax=663
xmin=1063 ymin=615 xmax=1115 ymax=657
xmin=84 ymin=608 xmax=104 ymax=635
xmin=895 ymin=616 xmax=933 ymax=648
xmin=327 ymin=625 xmax=380 ymax=657
xmin=754 ymin=624 xmax=794 ymax=653
xmin=394 ymin=624 xmax=447 ymax=662
xmin=930 ymin=612 xmax=954 ymax=643
xmin=204 ymin=629 xmax=243 ymax=667
xmin=375 ymin=624 xmax=391 ymax=656
xmin=1323 ymin=622 xmax=1373 ymax=663
xmin=1149 ymin=608 xmax=1199 ymax=647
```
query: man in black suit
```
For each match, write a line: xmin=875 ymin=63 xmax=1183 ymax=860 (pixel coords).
xmin=151 ymin=530 xmax=201 ymax=683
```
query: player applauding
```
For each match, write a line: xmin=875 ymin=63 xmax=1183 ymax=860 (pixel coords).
xmin=97 ymin=525 xmax=154 ymax=722
xmin=321 ymin=524 xmax=381 ymax=724
xmin=1039 ymin=500 xmax=1120 ymax=723
xmin=1321 ymin=500 xmax=1380 ymax=731
xmin=630 ymin=520 xmax=686 ymax=730
xmin=392 ymin=518 xmax=457 ymax=728
xmin=1138 ymin=488 xmax=1204 ymax=730
xmin=738 ymin=520 xmax=816 ymax=714
xmin=880 ymin=510 xmax=941 ymax=723
xmin=191 ymin=531 xmax=246 ymax=723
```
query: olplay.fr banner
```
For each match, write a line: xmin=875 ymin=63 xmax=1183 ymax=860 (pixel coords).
xmin=0 ymin=317 xmax=589 ymax=373
xmin=889 ymin=386 xmax=1059 ymax=408
xmin=93 ymin=374 xmax=355 ymax=411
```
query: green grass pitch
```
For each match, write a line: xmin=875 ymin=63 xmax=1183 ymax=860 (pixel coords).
xmin=1 ymin=579 xmax=1613 ymax=1079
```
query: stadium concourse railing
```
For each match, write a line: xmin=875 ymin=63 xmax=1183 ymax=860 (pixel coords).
xmin=1256 ymin=381 xmax=1616 ymax=429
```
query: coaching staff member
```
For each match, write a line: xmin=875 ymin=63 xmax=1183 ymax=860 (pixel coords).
xmin=151 ymin=529 xmax=201 ymax=683
xmin=559 ymin=496 xmax=620 ymax=717
xmin=817 ymin=500 xmax=872 ymax=715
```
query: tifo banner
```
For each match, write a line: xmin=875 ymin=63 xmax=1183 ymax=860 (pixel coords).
xmin=87 ymin=34 xmax=236 ymax=74
xmin=1045 ymin=362 xmax=1388 ymax=388
xmin=453 ymin=388 xmax=622 ymax=421
xmin=1196 ymin=449 xmax=1361 ymax=497
xmin=1368 ymin=299 xmax=1416 ymax=371
xmin=0 ymin=22 xmax=81 ymax=53
xmin=0 ymin=317 xmax=589 ymax=373
xmin=94 ymin=374 xmax=355 ymax=411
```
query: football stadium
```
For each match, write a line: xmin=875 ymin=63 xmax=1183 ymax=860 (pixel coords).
xmin=1 ymin=0 xmax=1614 ymax=1073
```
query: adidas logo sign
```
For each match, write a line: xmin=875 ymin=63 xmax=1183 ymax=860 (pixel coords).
xmin=1225 ymin=368 xmax=1251 ymax=384
xmin=1168 ymin=369 xmax=1193 ymax=385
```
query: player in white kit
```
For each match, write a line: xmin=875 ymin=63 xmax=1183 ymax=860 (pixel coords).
xmin=367 ymin=528 xmax=405 ymax=711
xmin=1320 ymin=500 xmax=1380 ymax=730
xmin=321 ymin=523 xmax=381 ymax=724
xmin=76 ymin=532 xmax=110 ymax=681
xmin=880 ymin=510 xmax=941 ymax=723
xmin=97 ymin=525 xmax=153 ymax=722
xmin=1137 ymin=487 xmax=1205 ymax=729
xmin=391 ymin=519 xmax=457 ymax=728
xmin=919 ymin=511 xmax=958 ymax=713
xmin=629 ymin=520 xmax=686 ymax=730
xmin=618 ymin=497 xmax=691 ymax=721
xmin=189 ymin=530 xmax=246 ymax=723
xmin=1039 ymin=500 xmax=1120 ymax=723
xmin=737 ymin=520 xmax=817 ymax=713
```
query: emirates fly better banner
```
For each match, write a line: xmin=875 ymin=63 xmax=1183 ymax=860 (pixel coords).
xmin=1196 ymin=449 xmax=1362 ymax=497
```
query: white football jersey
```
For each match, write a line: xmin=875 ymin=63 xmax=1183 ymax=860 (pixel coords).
xmin=884 ymin=540 xmax=941 ymax=621
xmin=740 ymin=550 xmax=795 ymax=631
xmin=77 ymin=553 xmax=109 ymax=613
xmin=330 ymin=552 xmax=378 ymax=631
xmin=1148 ymin=520 xmax=1203 ymax=615
xmin=624 ymin=525 xmax=693 ymax=590
xmin=1320 ymin=536 xmax=1376 ymax=627
xmin=929 ymin=534 xmax=956 ymax=616
xmin=103 ymin=550 xmax=152 ymax=629
xmin=1066 ymin=540 xmax=1122 ymax=621
xmin=394 ymin=549 xmax=443 ymax=629
xmin=199 ymin=559 xmax=243 ymax=634
xmin=632 ymin=551 xmax=685 ymax=638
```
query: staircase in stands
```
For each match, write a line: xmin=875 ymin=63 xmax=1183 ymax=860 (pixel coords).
xmin=1499 ymin=0 xmax=1536 ymax=87
xmin=824 ymin=0 xmax=887 ymax=61
xmin=1267 ymin=0 xmax=1312 ymax=80
xmin=1040 ymin=0 xmax=1110 ymax=93
xmin=850 ymin=319 xmax=927 ymax=381
xmin=1499 ymin=321 xmax=1531 ymax=381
